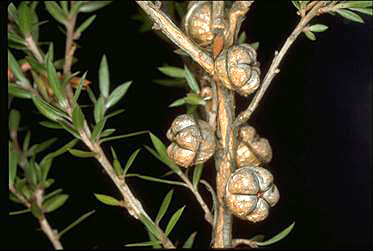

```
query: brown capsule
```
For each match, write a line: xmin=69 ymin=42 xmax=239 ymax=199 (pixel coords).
xmin=236 ymin=125 xmax=272 ymax=168
xmin=167 ymin=114 xmax=215 ymax=167
xmin=215 ymin=43 xmax=260 ymax=96
xmin=225 ymin=166 xmax=280 ymax=223
xmin=184 ymin=1 xmax=223 ymax=48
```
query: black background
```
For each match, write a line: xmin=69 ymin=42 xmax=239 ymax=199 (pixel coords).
xmin=6 ymin=1 xmax=372 ymax=249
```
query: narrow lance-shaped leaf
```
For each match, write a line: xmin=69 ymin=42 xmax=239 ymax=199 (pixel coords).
xmin=43 ymin=194 xmax=69 ymax=213
xmin=182 ymin=232 xmax=197 ymax=248
xmin=8 ymin=83 xmax=32 ymax=99
xmin=72 ymin=105 xmax=85 ymax=130
xmin=94 ymin=194 xmax=121 ymax=206
xmin=256 ymin=222 xmax=295 ymax=246
xmin=153 ymin=78 xmax=186 ymax=88
xmin=138 ymin=215 xmax=161 ymax=240
xmin=336 ymin=9 xmax=364 ymax=23
xmin=184 ymin=64 xmax=200 ymax=93
xmin=104 ymin=109 xmax=125 ymax=120
xmin=123 ymin=148 xmax=141 ymax=177
xmin=39 ymin=121 xmax=63 ymax=129
xmin=47 ymin=51 xmax=67 ymax=108
xmin=304 ymin=30 xmax=316 ymax=41
xmin=29 ymin=137 xmax=58 ymax=156
xmin=126 ymin=174 xmax=187 ymax=187
xmin=18 ymin=2 xmax=33 ymax=36
xmin=31 ymin=94 xmax=65 ymax=122
xmin=147 ymin=230 xmax=162 ymax=248
xmin=155 ymin=189 xmax=174 ymax=224
xmin=169 ymin=97 xmax=186 ymax=107
xmin=94 ymin=96 xmax=105 ymax=124
xmin=76 ymin=15 xmax=96 ymax=34
xmin=250 ymin=41 xmax=260 ymax=50
xmin=185 ymin=93 xmax=206 ymax=106
xmin=158 ymin=66 xmax=185 ymax=78
xmin=73 ymin=71 xmax=88 ymax=105
xmin=99 ymin=55 xmax=110 ymax=98
xmin=23 ymin=131 xmax=31 ymax=152
xmin=79 ymin=1 xmax=112 ymax=13
xmin=125 ymin=241 xmax=161 ymax=247
xmin=31 ymin=201 xmax=43 ymax=219
xmin=105 ymin=81 xmax=132 ymax=109
xmin=192 ymin=163 xmax=204 ymax=188
xmin=111 ymin=147 xmax=123 ymax=176
xmin=41 ymin=138 xmax=79 ymax=162
xmin=308 ymin=24 xmax=328 ymax=32
xmin=348 ymin=7 xmax=373 ymax=16
xmin=40 ymin=158 xmax=53 ymax=182
xmin=44 ymin=189 xmax=63 ymax=201
xmin=165 ymin=206 xmax=186 ymax=236
xmin=238 ymin=31 xmax=247 ymax=44
xmin=9 ymin=109 xmax=21 ymax=133
xmin=44 ymin=2 xmax=68 ymax=26
xmin=59 ymin=210 xmax=96 ymax=238
xmin=100 ymin=130 xmax=148 ymax=144
xmin=9 ymin=143 xmax=18 ymax=187
xmin=100 ymin=128 xmax=116 ymax=138
xmin=68 ymin=149 xmax=97 ymax=158
xmin=8 ymin=50 xmax=31 ymax=88
xmin=91 ymin=119 xmax=106 ymax=142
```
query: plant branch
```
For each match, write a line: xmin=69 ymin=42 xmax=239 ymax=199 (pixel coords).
xmin=25 ymin=36 xmax=44 ymax=63
xmin=233 ymin=1 xmax=327 ymax=128
xmin=35 ymin=189 xmax=63 ymax=250
xmin=78 ymin=130 xmax=175 ymax=248
xmin=232 ymin=238 xmax=258 ymax=248
xmin=135 ymin=1 xmax=214 ymax=75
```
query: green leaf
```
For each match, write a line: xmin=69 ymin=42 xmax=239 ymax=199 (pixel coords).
xmin=76 ymin=15 xmax=97 ymax=34
xmin=18 ymin=2 xmax=33 ymax=36
xmin=45 ymin=2 xmax=68 ymax=26
xmin=113 ymin=158 xmax=123 ymax=176
xmin=68 ymin=149 xmax=97 ymax=158
xmin=185 ymin=93 xmax=206 ymax=106
xmin=8 ymin=3 xmax=17 ymax=21
xmin=8 ymin=50 xmax=30 ymax=88
xmin=54 ymin=57 xmax=78 ymax=70
xmin=44 ymin=188 xmax=63 ymax=201
xmin=91 ymin=119 xmax=106 ymax=141
xmin=79 ymin=1 xmax=112 ymax=12
xmin=304 ymin=30 xmax=316 ymax=41
xmin=155 ymin=189 xmax=174 ymax=225
xmin=59 ymin=210 xmax=96 ymax=238
xmin=238 ymin=31 xmax=247 ymax=44
xmin=29 ymin=137 xmax=58 ymax=156
xmin=9 ymin=209 xmax=31 ymax=216
xmin=104 ymin=109 xmax=125 ymax=120
xmin=40 ymin=158 xmax=53 ymax=182
xmin=147 ymin=230 xmax=162 ymax=248
xmin=8 ymin=32 xmax=26 ymax=47
xmin=192 ymin=163 xmax=204 ymax=188
xmin=336 ymin=9 xmax=364 ymax=23
xmin=8 ymin=83 xmax=32 ymax=99
xmin=169 ymin=97 xmax=186 ymax=107
xmin=158 ymin=66 xmax=185 ymax=78
xmin=60 ymin=1 xmax=68 ymax=14
xmin=139 ymin=215 xmax=161 ymax=240
xmin=250 ymin=42 xmax=260 ymax=50
xmin=47 ymin=50 xmax=67 ymax=108
xmin=43 ymin=194 xmax=69 ymax=213
xmin=99 ymin=55 xmax=110 ymax=98
xmin=42 ymin=138 xmax=79 ymax=161
xmin=42 ymin=178 xmax=55 ymax=189
xmin=100 ymin=128 xmax=116 ymax=138
xmin=72 ymin=105 xmax=85 ymax=129
xmin=70 ymin=1 xmax=85 ymax=16
xmin=126 ymin=174 xmax=187 ymax=187
xmin=31 ymin=94 xmax=65 ymax=122
xmin=31 ymin=201 xmax=44 ymax=219
xmin=39 ymin=121 xmax=63 ymax=129
xmin=165 ymin=206 xmax=186 ymax=236
xmin=123 ymin=148 xmax=141 ymax=177
xmin=100 ymin=130 xmax=148 ymax=143
xmin=94 ymin=193 xmax=121 ymax=206
xmin=86 ymin=86 xmax=97 ymax=104
xmin=23 ymin=131 xmax=31 ymax=152
xmin=94 ymin=96 xmax=105 ymax=124
xmin=342 ymin=1 xmax=373 ymax=8
xmin=256 ymin=222 xmax=295 ymax=246
xmin=249 ymin=234 xmax=265 ymax=242
xmin=105 ymin=81 xmax=132 ymax=109
xmin=57 ymin=120 xmax=81 ymax=139
xmin=25 ymin=160 xmax=38 ymax=186
xmin=125 ymin=241 xmax=161 ymax=247
xmin=9 ymin=109 xmax=21 ymax=133
xmin=184 ymin=65 xmax=200 ymax=93
xmin=291 ymin=1 xmax=300 ymax=10
xmin=148 ymin=132 xmax=181 ymax=174
xmin=308 ymin=24 xmax=328 ymax=32
xmin=9 ymin=143 xmax=18 ymax=187
xmin=182 ymin=231 xmax=197 ymax=248
xmin=348 ymin=7 xmax=373 ymax=16
xmin=73 ymin=71 xmax=88 ymax=105
xmin=153 ymin=78 xmax=186 ymax=88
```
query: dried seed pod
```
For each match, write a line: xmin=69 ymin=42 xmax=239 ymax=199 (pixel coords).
xmin=225 ymin=166 xmax=280 ymax=223
xmin=183 ymin=1 xmax=214 ymax=47
xmin=215 ymin=43 xmax=260 ymax=96
xmin=236 ymin=125 xmax=272 ymax=168
xmin=167 ymin=114 xmax=215 ymax=167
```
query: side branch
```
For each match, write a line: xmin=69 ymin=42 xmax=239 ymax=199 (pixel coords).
xmin=234 ymin=1 xmax=326 ymax=127
xmin=135 ymin=1 xmax=214 ymax=75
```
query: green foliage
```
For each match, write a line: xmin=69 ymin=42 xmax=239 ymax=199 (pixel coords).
xmin=43 ymin=194 xmax=70 ymax=213
xmin=99 ymin=54 xmax=110 ymax=98
xmin=155 ymin=189 xmax=174 ymax=225
xmin=165 ymin=206 xmax=185 ymax=236
xmin=158 ymin=66 xmax=185 ymax=78
xmin=59 ymin=210 xmax=96 ymax=238
xmin=184 ymin=65 xmax=200 ymax=93
xmin=182 ymin=232 xmax=197 ymax=248
xmin=68 ymin=149 xmax=97 ymax=158
xmin=105 ymin=81 xmax=132 ymax=109
xmin=192 ymin=164 xmax=204 ymax=188
xmin=44 ymin=2 xmax=68 ymax=26
xmin=256 ymin=222 xmax=295 ymax=246
xmin=76 ymin=15 xmax=97 ymax=34
xmin=94 ymin=194 xmax=121 ymax=206
xmin=123 ymin=148 xmax=141 ymax=177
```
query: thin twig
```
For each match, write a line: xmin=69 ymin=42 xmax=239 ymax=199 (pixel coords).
xmin=25 ymin=36 xmax=44 ymax=63
xmin=233 ymin=1 xmax=326 ymax=128
xmin=136 ymin=1 xmax=214 ymax=75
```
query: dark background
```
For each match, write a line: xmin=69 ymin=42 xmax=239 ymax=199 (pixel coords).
xmin=6 ymin=1 xmax=372 ymax=249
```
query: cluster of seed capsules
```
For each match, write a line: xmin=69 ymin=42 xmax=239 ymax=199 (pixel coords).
xmin=166 ymin=1 xmax=279 ymax=223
